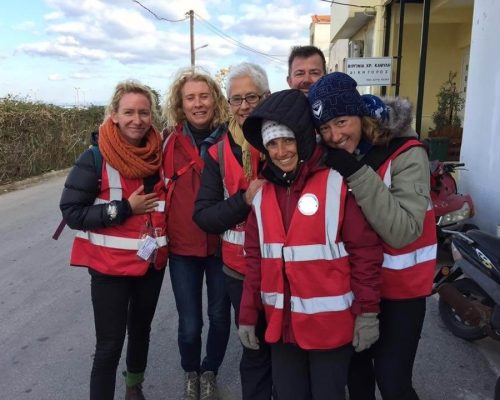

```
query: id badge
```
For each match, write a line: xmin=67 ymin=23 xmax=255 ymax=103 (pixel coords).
xmin=137 ymin=235 xmax=157 ymax=261
xmin=137 ymin=222 xmax=159 ymax=262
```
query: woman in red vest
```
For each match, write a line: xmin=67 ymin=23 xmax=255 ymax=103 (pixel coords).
xmin=308 ymin=73 xmax=436 ymax=400
xmin=193 ymin=62 xmax=273 ymax=400
xmin=162 ymin=68 xmax=231 ymax=400
xmin=238 ymin=89 xmax=383 ymax=400
xmin=60 ymin=80 xmax=166 ymax=400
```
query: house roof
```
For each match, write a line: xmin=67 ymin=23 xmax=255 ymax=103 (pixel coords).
xmin=311 ymin=15 xmax=331 ymax=24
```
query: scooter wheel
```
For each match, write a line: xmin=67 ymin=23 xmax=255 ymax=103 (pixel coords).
xmin=438 ymin=278 xmax=489 ymax=341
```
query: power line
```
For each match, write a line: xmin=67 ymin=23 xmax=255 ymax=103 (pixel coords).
xmin=193 ymin=12 xmax=285 ymax=64
xmin=132 ymin=0 xmax=188 ymax=22
xmin=131 ymin=0 xmax=285 ymax=64
xmin=319 ymin=0 xmax=375 ymax=8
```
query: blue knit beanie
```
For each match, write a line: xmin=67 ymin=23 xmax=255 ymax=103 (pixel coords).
xmin=308 ymin=72 xmax=367 ymax=127
xmin=361 ymin=94 xmax=389 ymax=121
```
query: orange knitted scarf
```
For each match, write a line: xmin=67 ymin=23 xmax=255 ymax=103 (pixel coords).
xmin=98 ymin=117 xmax=162 ymax=179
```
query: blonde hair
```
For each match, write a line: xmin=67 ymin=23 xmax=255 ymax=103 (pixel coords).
xmin=104 ymin=79 xmax=159 ymax=123
xmin=162 ymin=67 xmax=230 ymax=130
xmin=361 ymin=116 xmax=391 ymax=146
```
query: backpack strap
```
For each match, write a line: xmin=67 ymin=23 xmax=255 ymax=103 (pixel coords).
xmin=91 ymin=145 xmax=102 ymax=187
xmin=53 ymin=145 xmax=102 ymax=240
xmin=217 ymin=139 xmax=225 ymax=180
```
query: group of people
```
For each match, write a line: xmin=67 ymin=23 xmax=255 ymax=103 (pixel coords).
xmin=59 ymin=44 xmax=436 ymax=400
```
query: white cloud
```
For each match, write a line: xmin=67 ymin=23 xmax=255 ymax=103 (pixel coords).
xmin=5 ymin=0 xmax=330 ymax=104
xmin=71 ymin=72 xmax=91 ymax=79
xmin=48 ymin=73 xmax=65 ymax=81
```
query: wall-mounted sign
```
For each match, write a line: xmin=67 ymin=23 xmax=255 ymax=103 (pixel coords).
xmin=345 ymin=57 xmax=392 ymax=86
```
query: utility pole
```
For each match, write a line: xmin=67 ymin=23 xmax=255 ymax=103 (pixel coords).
xmin=189 ymin=10 xmax=195 ymax=67
xmin=74 ymin=87 xmax=80 ymax=108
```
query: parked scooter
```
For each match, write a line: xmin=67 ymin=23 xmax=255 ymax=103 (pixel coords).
xmin=430 ymin=160 xmax=477 ymax=251
xmin=434 ymin=229 xmax=500 ymax=341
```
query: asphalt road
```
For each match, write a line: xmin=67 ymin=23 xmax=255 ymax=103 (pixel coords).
xmin=1 ymin=171 xmax=499 ymax=399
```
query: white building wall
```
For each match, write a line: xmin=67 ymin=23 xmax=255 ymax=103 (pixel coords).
xmin=312 ymin=23 xmax=331 ymax=66
xmin=460 ymin=0 xmax=500 ymax=235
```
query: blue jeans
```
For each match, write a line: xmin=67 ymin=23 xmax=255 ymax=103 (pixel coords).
xmin=169 ymin=254 xmax=231 ymax=374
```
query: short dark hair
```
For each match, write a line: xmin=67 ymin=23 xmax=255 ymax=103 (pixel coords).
xmin=288 ymin=45 xmax=326 ymax=76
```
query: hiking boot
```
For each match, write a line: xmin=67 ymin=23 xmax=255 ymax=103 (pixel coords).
xmin=199 ymin=371 xmax=218 ymax=400
xmin=184 ymin=371 xmax=200 ymax=400
xmin=125 ymin=383 xmax=146 ymax=400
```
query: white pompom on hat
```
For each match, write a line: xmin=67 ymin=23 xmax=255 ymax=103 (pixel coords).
xmin=261 ymin=119 xmax=295 ymax=147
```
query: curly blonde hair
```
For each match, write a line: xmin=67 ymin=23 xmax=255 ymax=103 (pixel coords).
xmin=162 ymin=67 xmax=230 ymax=130
xmin=361 ymin=116 xmax=391 ymax=146
xmin=104 ymin=79 xmax=159 ymax=123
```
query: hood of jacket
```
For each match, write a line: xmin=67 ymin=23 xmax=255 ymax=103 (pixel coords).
xmin=242 ymin=89 xmax=317 ymax=162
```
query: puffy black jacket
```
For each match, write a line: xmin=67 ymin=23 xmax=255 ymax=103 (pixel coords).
xmin=193 ymin=132 xmax=257 ymax=234
xmin=59 ymin=144 xmax=134 ymax=231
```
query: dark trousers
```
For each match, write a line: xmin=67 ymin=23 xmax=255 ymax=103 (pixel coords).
xmin=271 ymin=342 xmax=352 ymax=400
xmin=169 ymin=254 xmax=231 ymax=374
xmin=348 ymin=297 xmax=426 ymax=400
xmin=225 ymin=274 xmax=273 ymax=400
xmin=89 ymin=267 xmax=165 ymax=400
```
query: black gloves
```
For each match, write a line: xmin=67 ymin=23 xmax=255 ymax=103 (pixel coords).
xmin=324 ymin=148 xmax=363 ymax=178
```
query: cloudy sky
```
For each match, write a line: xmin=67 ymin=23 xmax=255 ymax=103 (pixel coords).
xmin=0 ymin=0 xmax=331 ymax=106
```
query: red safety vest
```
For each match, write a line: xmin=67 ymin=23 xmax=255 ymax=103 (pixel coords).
xmin=377 ymin=139 xmax=437 ymax=299
xmin=253 ymin=169 xmax=354 ymax=350
xmin=208 ymin=135 xmax=260 ymax=275
xmin=70 ymin=161 xmax=168 ymax=276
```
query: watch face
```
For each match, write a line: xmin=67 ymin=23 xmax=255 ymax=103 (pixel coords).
xmin=107 ymin=203 xmax=118 ymax=220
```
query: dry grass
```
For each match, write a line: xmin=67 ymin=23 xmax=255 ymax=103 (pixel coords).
xmin=0 ymin=96 xmax=105 ymax=185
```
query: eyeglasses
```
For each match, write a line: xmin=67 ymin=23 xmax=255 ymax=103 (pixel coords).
xmin=228 ymin=94 xmax=263 ymax=106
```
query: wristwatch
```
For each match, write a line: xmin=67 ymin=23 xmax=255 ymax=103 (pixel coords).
xmin=106 ymin=202 xmax=118 ymax=220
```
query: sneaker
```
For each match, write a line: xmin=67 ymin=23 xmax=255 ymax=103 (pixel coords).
xmin=184 ymin=371 xmax=200 ymax=400
xmin=199 ymin=371 xmax=218 ymax=400
xmin=125 ymin=383 xmax=146 ymax=400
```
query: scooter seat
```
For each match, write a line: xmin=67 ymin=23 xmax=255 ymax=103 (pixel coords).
xmin=467 ymin=230 xmax=500 ymax=260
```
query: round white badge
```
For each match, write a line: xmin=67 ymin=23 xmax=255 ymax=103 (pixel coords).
xmin=297 ymin=193 xmax=319 ymax=216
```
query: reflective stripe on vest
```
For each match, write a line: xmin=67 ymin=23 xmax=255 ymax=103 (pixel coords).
xmin=222 ymin=229 xmax=245 ymax=245
xmin=107 ymin=162 xmax=122 ymax=201
xmin=75 ymin=230 xmax=168 ymax=250
xmin=381 ymin=161 xmax=435 ymax=271
xmin=261 ymin=291 xmax=354 ymax=314
xmin=383 ymin=243 xmax=437 ymax=270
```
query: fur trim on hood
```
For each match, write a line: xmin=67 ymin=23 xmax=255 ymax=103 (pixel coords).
xmin=381 ymin=96 xmax=418 ymax=140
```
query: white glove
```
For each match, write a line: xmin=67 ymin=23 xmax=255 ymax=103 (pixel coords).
xmin=352 ymin=313 xmax=379 ymax=352
xmin=238 ymin=325 xmax=260 ymax=350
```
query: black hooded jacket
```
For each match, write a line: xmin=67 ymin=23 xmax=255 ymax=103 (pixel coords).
xmin=243 ymin=89 xmax=319 ymax=186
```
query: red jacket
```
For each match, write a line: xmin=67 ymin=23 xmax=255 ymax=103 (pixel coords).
xmin=240 ymin=146 xmax=383 ymax=344
xmin=162 ymin=123 xmax=221 ymax=256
